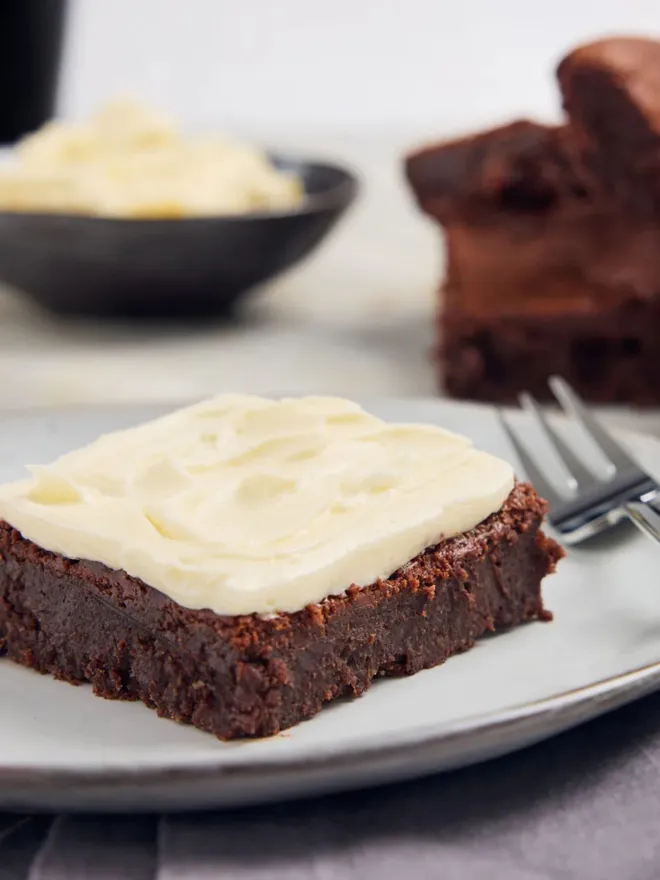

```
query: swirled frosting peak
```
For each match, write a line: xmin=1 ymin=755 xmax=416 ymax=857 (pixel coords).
xmin=0 ymin=395 xmax=514 ymax=615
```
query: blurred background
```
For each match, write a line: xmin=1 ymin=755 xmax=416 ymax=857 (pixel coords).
xmin=2 ymin=0 xmax=660 ymax=412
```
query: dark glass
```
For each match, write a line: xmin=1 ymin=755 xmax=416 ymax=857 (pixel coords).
xmin=0 ymin=0 xmax=68 ymax=145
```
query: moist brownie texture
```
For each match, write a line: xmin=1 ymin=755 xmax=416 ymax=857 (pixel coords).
xmin=406 ymin=121 xmax=588 ymax=224
xmin=0 ymin=483 xmax=562 ymax=740
xmin=442 ymin=296 xmax=660 ymax=404
xmin=406 ymin=36 xmax=660 ymax=404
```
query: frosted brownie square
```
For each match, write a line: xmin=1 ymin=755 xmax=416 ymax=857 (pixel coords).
xmin=0 ymin=396 xmax=562 ymax=738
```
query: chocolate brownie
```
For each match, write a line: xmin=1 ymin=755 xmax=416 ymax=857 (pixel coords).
xmin=558 ymin=37 xmax=660 ymax=216
xmin=441 ymin=296 xmax=660 ymax=404
xmin=405 ymin=36 xmax=660 ymax=404
xmin=0 ymin=483 xmax=561 ymax=740
xmin=406 ymin=121 xmax=589 ymax=224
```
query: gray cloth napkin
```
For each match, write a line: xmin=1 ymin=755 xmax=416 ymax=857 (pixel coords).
xmin=4 ymin=691 xmax=660 ymax=880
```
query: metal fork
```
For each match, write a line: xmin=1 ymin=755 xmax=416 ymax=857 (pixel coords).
xmin=498 ymin=376 xmax=660 ymax=545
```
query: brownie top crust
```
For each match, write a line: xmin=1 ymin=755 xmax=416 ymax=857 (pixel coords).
xmin=558 ymin=36 xmax=660 ymax=216
xmin=558 ymin=36 xmax=660 ymax=141
xmin=0 ymin=395 xmax=514 ymax=617
xmin=404 ymin=35 xmax=660 ymax=312
xmin=407 ymin=36 xmax=660 ymax=220
xmin=405 ymin=121 xmax=584 ymax=223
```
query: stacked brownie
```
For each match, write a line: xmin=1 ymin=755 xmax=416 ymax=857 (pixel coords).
xmin=405 ymin=37 xmax=660 ymax=403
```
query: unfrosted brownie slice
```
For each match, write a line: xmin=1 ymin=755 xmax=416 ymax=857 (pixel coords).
xmin=404 ymin=35 xmax=660 ymax=404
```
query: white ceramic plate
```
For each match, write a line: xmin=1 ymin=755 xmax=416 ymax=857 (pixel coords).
xmin=2 ymin=398 xmax=660 ymax=813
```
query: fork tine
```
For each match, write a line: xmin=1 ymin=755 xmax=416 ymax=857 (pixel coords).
xmin=519 ymin=391 xmax=597 ymax=491
xmin=548 ymin=376 xmax=638 ymax=473
xmin=496 ymin=410 xmax=564 ymax=509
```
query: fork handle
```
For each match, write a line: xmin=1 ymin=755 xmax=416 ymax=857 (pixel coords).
xmin=623 ymin=499 xmax=660 ymax=544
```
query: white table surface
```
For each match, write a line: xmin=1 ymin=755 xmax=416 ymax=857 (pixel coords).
xmin=1 ymin=131 xmax=659 ymax=438
xmin=0 ymin=135 xmax=437 ymax=406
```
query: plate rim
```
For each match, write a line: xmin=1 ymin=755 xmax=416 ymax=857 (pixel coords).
xmin=2 ymin=654 xmax=660 ymax=788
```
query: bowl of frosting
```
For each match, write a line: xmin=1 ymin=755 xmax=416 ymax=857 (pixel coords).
xmin=0 ymin=100 xmax=358 ymax=318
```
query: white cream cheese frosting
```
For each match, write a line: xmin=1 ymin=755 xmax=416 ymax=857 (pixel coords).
xmin=0 ymin=99 xmax=302 ymax=217
xmin=0 ymin=395 xmax=514 ymax=616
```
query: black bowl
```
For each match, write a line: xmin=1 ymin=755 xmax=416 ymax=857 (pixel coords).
xmin=0 ymin=156 xmax=358 ymax=318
